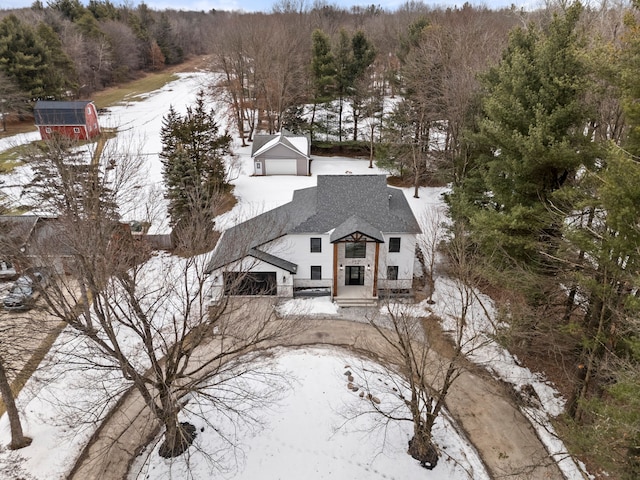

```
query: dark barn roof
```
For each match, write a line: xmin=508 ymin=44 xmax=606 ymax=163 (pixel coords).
xmin=34 ymin=101 xmax=93 ymax=126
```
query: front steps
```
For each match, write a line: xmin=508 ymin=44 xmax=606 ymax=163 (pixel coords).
xmin=334 ymin=297 xmax=378 ymax=308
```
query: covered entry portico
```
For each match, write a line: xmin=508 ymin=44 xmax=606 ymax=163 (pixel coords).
xmin=331 ymin=220 xmax=383 ymax=305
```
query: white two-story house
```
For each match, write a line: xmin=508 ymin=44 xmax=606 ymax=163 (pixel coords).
xmin=205 ymin=175 xmax=421 ymax=304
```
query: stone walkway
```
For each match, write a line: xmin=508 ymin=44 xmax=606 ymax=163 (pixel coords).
xmin=69 ymin=304 xmax=564 ymax=480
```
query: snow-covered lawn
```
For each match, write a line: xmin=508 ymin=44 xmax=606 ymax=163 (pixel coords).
xmin=0 ymin=69 xmax=588 ymax=480
xmin=129 ymin=348 xmax=488 ymax=480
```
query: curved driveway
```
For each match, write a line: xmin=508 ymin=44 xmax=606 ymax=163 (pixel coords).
xmin=69 ymin=311 xmax=563 ymax=480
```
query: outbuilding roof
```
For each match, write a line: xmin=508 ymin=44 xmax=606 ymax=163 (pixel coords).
xmin=34 ymin=101 xmax=93 ymax=126
xmin=251 ymin=131 xmax=310 ymax=158
xmin=205 ymin=175 xmax=421 ymax=273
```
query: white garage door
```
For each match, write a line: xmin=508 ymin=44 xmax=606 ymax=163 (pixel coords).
xmin=265 ymin=158 xmax=297 ymax=175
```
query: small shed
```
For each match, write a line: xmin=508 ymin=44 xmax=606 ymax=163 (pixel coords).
xmin=251 ymin=131 xmax=311 ymax=176
xmin=34 ymin=100 xmax=101 ymax=141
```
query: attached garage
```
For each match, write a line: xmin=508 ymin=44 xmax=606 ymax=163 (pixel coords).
xmin=223 ymin=271 xmax=277 ymax=296
xmin=264 ymin=159 xmax=297 ymax=175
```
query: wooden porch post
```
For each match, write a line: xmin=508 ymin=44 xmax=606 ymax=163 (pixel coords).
xmin=333 ymin=242 xmax=338 ymax=297
xmin=373 ymin=242 xmax=380 ymax=297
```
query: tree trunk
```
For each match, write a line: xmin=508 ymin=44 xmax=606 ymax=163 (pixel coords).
xmin=338 ymin=95 xmax=343 ymax=143
xmin=569 ymin=293 xmax=608 ymax=421
xmin=159 ymin=417 xmax=196 ymax=458
xmin=0 ymin=355 xmax=32 ymax=450
xmin=408 ymin=425 xmax=438 ymax=469
xmin=369 ymin=122 xmax=374 ymax=168
xmin=157 ymin=390 xmax=195 ymax=458
xmin=353 ymin=109 xmax=359 ymax=141
xmin=310 ymin=102 xmax=317 ymax=142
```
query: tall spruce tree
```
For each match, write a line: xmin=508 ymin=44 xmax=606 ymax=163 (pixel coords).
xmin=310 ymin=29 xmax=336 ymax=140
xmin=559 ymin=145 xmax=640 ymax=478
xmin=559 ymin=3 xmax=640 ymax=476
xmin=448 ymin=2 xmax=595 ymax=264
xmin=160 ymin=90 xmax=231 ymax=242
xmin=333 ymin=28 xmax=353 ymax=142
xmin=155 ymin=13 xmax=183 ymax=65
xmin=348 ymin=30 xmax=376 ymax=141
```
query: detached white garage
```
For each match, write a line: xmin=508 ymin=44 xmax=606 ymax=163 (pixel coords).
xmin=251 ymin=131 xmax=311 ymax=176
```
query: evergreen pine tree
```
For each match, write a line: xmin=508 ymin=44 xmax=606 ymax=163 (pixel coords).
xmin=310 ymin=29 xmax=336 ymax=140
xmin=0 ymin=15 xmax=56 ymax=99
xmin=448 ymin=3 xmax=596 ymax=263
xmin=160 ymin=91 xmax=231 ymax=235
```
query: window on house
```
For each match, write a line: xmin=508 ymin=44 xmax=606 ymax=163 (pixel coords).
xmin=310 ymin=237 xmax=322 ymax=252
xmin=345 ymin=242 xmax=366 ymax=258
xmin=73 ymin=127 xmax=80 ymax=133
xmin=311 ymin=266 xmax=321 ymax=280
xmin=45 ymin=127 xmax=51 ymax=133
xmin=389 ymin=237 xmax=401 ymax=252
xmin=387 ymin=266 xmax=399 ymax=280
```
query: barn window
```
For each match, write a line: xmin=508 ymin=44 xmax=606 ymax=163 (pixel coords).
xmin=73 ymin=127 xmax=80 ymax=133
xmin=45 ymin=127 xmax=52 ymax=133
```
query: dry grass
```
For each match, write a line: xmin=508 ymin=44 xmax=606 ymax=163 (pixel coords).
xmin=0 ymin=55 xmax=212 ymax=140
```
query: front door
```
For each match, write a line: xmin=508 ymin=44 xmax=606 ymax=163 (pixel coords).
xmin=345 ymin=266 xmax=365 ymax=286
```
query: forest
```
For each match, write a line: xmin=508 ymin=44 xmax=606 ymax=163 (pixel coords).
xmin=1 ymin=0 xmax=640 ymax=479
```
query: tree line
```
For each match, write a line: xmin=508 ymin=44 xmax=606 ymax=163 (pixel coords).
xmin=0 ymin=1 xmax=521 ymax=117
xmin=443 ymin=3 xmax=640 ymax=479
xmin=0 ymin=0 xmax=221 ymax=103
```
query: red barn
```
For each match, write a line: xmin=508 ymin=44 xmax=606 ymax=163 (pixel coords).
xmin=34 ymin=100 xmax=101 ymax=141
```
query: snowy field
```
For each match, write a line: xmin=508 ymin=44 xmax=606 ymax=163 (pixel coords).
xmin=129 ymin=348 xmax=488 ymax=480
xmin=0 ymin=70 xmax=588 ymax=479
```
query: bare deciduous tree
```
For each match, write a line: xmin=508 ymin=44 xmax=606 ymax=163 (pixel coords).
xmin=344 ymin=224 xmax=488 ymax=470
xmin=12 ymin=136 xmax=297 ymax=462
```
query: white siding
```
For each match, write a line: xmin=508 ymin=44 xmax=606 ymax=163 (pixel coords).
xmin=378 ymin=233 xmax=416 ymax=290
xmin=262 ymin=234 xmax=333 ymax=289
xmin=207 ymin=257 xmax=294 ymax=301
xmin=210 ymin=231 xmax=418 ymax=299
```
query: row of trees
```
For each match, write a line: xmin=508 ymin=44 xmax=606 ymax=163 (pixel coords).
xmin=209 ymin=2 xmax=519 ymax=152
xmin=0 ymin=0 xmax=522 ymax=133
xmin=444 ymin=2 xmax=640 ymax=478
xmin=0 ymin=0 xmax=218 ymax=102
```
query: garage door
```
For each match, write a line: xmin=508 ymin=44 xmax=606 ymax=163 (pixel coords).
xmin=265 ymin=158 xmax=297 ymax=175
xmin=223 ymin=272 xmax=277 ymax=296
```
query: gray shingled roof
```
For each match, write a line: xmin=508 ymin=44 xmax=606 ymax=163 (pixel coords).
xmin=34 ymin=101 xmax=92 ymax=126
xmin=249 ymin=248 xmax=298 ymax=273
xmin=205 ymin=175 xmax=421 ymax=273
xmin=330 ymin=215 xmax=384 ymax=243
xmin=250 ymin=130 xmax=310 ymax=157
xmin=0 ymin=215 xmax=40 ymax=248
